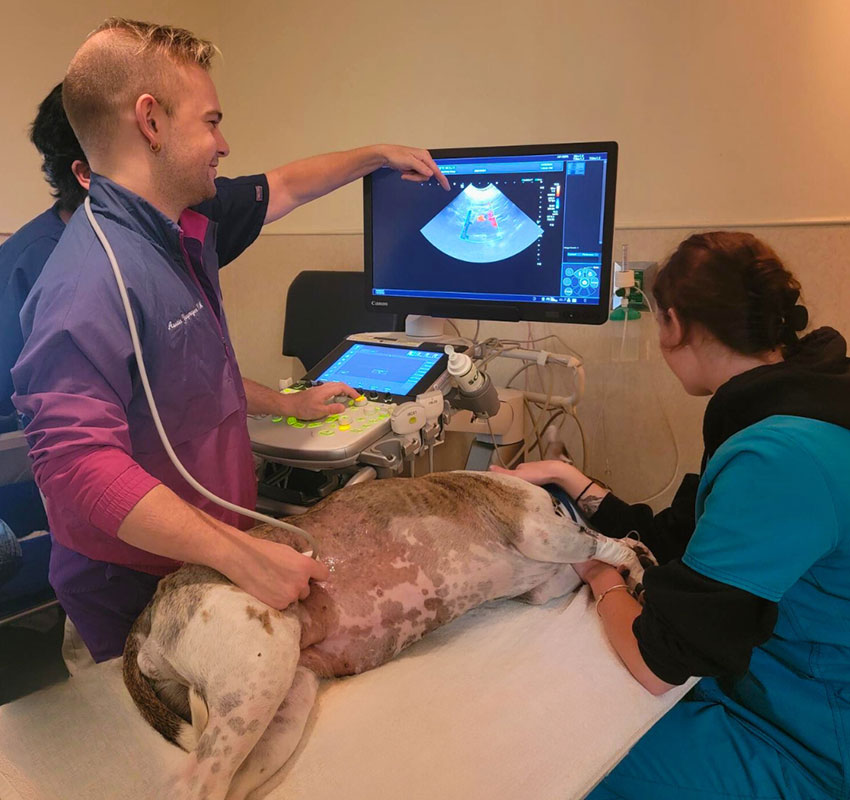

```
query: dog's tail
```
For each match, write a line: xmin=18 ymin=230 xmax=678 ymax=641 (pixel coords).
xmin=122 ymin=605 xmax=200 ymax=752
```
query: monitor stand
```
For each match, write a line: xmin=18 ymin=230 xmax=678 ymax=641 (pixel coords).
xmin=405 ymin=314 xmax=446 ymax=338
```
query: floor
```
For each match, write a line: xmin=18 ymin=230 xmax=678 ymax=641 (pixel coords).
xmin=0 ymin=605 xmax=69 ymax=705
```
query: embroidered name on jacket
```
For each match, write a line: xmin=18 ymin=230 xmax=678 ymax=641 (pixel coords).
xmin=167 ymin=301 xmax=204 ymax=331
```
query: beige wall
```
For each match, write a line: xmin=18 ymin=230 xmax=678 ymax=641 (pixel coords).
xmin=0 ymin=0 xmax=217 ymax=233
xmin=5 ymin=1 xmax=850 ymax=233
xmin=215 ymin=0 xmax=850 ymax=233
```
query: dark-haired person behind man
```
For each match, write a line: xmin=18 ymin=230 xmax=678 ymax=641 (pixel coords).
xmin=0 ymin=83 xmax=90 ymax=433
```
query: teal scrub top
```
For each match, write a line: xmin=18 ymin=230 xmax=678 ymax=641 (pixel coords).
xmin=684 ymin=415 xmax=850 ymax=793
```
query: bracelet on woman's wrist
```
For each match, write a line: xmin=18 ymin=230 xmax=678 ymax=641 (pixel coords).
xmin=574 ymin=479 xmax=596 ymax=502
xmin=594 ymin=583 xmax=631 ymax=615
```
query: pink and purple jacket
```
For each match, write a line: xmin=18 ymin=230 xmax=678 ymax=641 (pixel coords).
xmin=12 ymin=173 xmax=269 ymax=575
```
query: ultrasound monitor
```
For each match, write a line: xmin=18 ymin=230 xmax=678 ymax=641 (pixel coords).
xmin=364 ymin=142 xmax=617 ymax=326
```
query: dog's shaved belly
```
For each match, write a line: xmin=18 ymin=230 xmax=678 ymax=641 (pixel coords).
xmin=297 ymin=534 xmax=556 ymax=677
xmin=251 ymin=473 xmax=561 ymax=678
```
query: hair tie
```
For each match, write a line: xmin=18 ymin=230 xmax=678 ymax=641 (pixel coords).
xmin=787 ymin=304 xmax=808 ymax=332
xmin=778 ymin=303 xmax=807 ymax=349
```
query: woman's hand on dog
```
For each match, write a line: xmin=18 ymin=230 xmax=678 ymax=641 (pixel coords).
xmin=222 ymin=535 xmax=330 ymax=608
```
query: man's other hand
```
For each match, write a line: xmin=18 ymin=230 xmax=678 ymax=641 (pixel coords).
xmin=287 ymin=382 xmax=360 ymax=419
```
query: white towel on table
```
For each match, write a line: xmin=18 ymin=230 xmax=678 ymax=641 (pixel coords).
xmin=0 ymin=586 xmax=696 ymax=800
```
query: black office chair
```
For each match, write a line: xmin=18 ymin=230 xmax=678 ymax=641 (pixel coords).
xmin=282 ymin=270 xmax=404 ymax=372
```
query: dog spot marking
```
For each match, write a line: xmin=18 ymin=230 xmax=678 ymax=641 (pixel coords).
xmin=217 ymin=691 xmax=242 ymax=716
xmin=201 ymin=609 xmax=211 ymax=623
xmin=246 ymin=606 xmax=275 ymax=635
xmin=227 ymin=716 xmax=247 ymax=735
xmin=195 ymin=726 xmax=221 ymax=762
xmin=378 ymin=599 xmax=404 ymax=625
xmin=211 ymin=762 xmax=221 ymax=774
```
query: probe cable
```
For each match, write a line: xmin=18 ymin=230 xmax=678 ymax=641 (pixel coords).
xmin=84 ymin=198 xmax=320 ymax=558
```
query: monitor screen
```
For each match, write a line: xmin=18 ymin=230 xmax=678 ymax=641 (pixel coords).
xmin=364 ymin=142 xmax=617 ymax=325
xmin=311 ymin=341 xmax=447 ymax=398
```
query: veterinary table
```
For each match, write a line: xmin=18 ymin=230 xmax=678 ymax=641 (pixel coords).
xmin=0 ymin=586 xmax=695 ymax=800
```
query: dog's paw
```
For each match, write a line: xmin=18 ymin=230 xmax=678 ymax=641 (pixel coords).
xmin=615 ymin=536 xmax=657 ymax=595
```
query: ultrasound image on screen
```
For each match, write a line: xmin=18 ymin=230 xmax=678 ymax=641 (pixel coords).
xmin=420 ymin=183 xmax=544 ymax=264
xmin=370 ymin=153 xmax=608 ymax=307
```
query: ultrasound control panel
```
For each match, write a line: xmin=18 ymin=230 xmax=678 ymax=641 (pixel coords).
xmin=247 ymin=339 xmax=450 ymax=469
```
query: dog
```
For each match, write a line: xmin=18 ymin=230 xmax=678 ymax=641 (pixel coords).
xmin=123 ymin=471 xmax=651 ymax=800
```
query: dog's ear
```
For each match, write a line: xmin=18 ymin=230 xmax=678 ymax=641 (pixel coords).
xmin=189 ymin=686 xmax=209 ymax=741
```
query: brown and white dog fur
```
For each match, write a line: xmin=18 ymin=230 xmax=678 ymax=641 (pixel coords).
xmin=123 ymin=471 xmax=651 ymax=800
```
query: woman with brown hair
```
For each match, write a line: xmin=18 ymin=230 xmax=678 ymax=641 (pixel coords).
xmin=494 ymin=231 xmax=850 ymax=800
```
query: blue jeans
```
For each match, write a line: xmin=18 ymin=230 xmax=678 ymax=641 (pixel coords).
xmin=586 ymin=691 xmax=833 ymax=800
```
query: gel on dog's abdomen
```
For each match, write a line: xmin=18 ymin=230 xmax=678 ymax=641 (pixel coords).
xmin=251 ymin=472 xmax=566 ymax=678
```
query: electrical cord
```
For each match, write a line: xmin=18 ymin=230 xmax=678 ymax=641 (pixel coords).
xmin=497 ymin=333 xmax=584 ymax=365
xmin=504 ymin=359 xmax=587 ymax=469
xmin=483 ymin=400 xmax=514 ymax=467
xmin=484 ymin=413 xmax=509 ymax=468
xmin=527 ymin=367 xmax=554 ymax=461
xmin=84 ymin=197 xmax=321 ymax=558
xmin=523 ymin=399 xmax=588 ymax=472
xmin=505 ymin=407 xmax=568 ymax=469
xmin=633 ymin=387 xmax=681 ymax=504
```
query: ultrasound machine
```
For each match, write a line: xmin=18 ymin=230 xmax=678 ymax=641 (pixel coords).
xmin=248 ymin=141 xmax=618 ymax=509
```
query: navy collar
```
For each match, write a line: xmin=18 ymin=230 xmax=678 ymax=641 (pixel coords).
xmin=87 ymin=173 xmax=184 ymax=258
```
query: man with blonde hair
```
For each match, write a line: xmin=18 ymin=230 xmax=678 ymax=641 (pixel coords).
xmin=12 ymin=18 xmax=449 ymax=661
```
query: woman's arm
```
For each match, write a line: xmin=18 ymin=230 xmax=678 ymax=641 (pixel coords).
xmin=490 ymin=460 xmax=609 ymax=514
xmin=575 ymin=561 xmax=677 ymax=696
xmin=491 ymin=461 xmax=699 ymax=562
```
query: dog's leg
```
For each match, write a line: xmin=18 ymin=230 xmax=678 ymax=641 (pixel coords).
xmin=501 ymin=482 xmax=647 ymax=585
xmin=224 ymin=667 xmax=319 ymax=800
xmin=515 ymin=563 xmax=582 ymax=605
xmin=147 ymin=585 xmax=303 ymax=800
